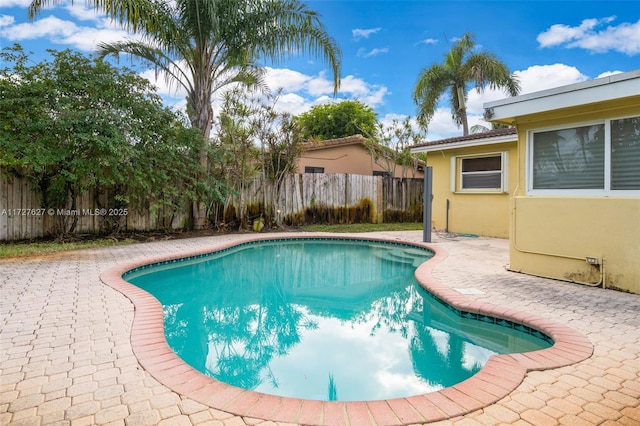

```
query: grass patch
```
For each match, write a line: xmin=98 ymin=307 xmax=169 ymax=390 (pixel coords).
xmin=0 ymin=223 xmax=424 ymax=258
xmin=300 ymin=222 xmax=424 ymax=233
xmin=0 ymin=238 xmax=135 ymax=258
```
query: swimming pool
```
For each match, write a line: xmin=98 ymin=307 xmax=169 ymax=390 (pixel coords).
xmin=124 ymin=238 xmax=552 ymax=402
xmin=101 ymin=234 xmax=593 ymax=424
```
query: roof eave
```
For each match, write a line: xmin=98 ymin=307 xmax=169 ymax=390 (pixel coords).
xmin=410 ymin=134 xmax=516 ymax=153
xmin=484 ymin=69 xmax=640 ymax=122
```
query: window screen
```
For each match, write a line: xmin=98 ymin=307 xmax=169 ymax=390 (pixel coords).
xmin=611 ymin=117 xmax=640 ymax=190
xmin=532 ymin=124 xmax=605 ymax=189
xmin=460 ymin=156 xmax=502 ymax=190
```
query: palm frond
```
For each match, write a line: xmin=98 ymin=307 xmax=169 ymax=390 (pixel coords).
xmin=413 ymin=64 xmax=450 ymax=128
xmin=462 ymin=52 xmax=520 ymax=95
xmin=413 ymin=31 xmax=519 ymax=135
xmin=97 ymin=40 xmax=194 ymax=96
xmin=236 ymin=0 xmax=342 ymax=94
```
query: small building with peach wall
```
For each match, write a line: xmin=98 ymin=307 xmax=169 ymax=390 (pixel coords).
xmin=296 ymin=134 xmax=425 ymax=179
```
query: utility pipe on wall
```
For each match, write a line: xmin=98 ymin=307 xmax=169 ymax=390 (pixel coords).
xmin=510 ymin=199 xmax=606 ymax=288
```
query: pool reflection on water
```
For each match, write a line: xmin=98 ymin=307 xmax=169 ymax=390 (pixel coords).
xmin=126 ymin=239 xmax=551 ymax=401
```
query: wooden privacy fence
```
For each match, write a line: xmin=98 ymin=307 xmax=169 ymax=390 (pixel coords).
xmin=1 ymin=171 xmax=424 ymax=241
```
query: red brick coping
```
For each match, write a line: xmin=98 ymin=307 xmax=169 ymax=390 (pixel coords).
xmin=100 ymin=235 xmax=593 ymax=425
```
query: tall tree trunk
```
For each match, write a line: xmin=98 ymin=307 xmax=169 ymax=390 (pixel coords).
xmin=460 ymin=109 xmax=469 ymax=136
xmin=189 ymin=84 xmax=214 ymax=230
xmin=456 ymin=85 xmax=469 ymax=136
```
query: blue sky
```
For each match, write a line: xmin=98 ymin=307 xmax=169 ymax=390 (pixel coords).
xmin=1 ymin=0 xmax=639 ymax=140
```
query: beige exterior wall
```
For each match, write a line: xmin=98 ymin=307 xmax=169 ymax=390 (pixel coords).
xmin=508 ymin=100 xmax=640 ymax=294
xmin=426 ymin=142 xmax=517 ymax=238
xmin=296 ymin=143 xmax=424 ymax=179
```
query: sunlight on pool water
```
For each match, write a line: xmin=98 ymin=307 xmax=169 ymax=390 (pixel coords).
xmin=126 ymin=239 xmax=551 ymax=401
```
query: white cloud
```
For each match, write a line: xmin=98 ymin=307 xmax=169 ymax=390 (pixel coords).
xmin=352 ymin=27 xmax=381 ymax=40
xmin=1 ymin=15 xmax=76 ymax=40
xmin=264 ymin=67 xmax=312 ymax=93
xmin=419 ymin=38 xmax=438 ymax=45
xmin=0 ymin=14 xmax=133 ymax=51
xmin=424 ymin=107 xmax=462 ymax=140
xmin=379 ymin=113 xmax=424 ymax=137
xmin=58 ymin=26 xmax=133 ymax=51
xmin=306 ymin=71 xmax=336 ymax=97
xmin=138 ymin=68 xmax=188 ymax=99
xmin=339 ymin=74 xmax=370 ymax=96
xmin=515 ymin=64 xmax=590 ymax=94
xmin=179 ymin=68 xmax=391 ymax=118
xmin=537 ymin=17 xmax=640 ymax=55
xmin=0 ymin=15 xmax=15 ymax=27
xmin=65 ymin=3 xmax=107 ymax=22
xmin=537 ymin=17 xmax=614 ymax=47
xmin=596 ymin=70 xmax=623 ymax=79
xmin=464 ymin=63 xmax=589 ymax=115
xmin=379 ymin=113 xmax=409 ymax=126
xmin=271 ymin=92 xmax=308 ymax=115
xmin=0 ymin=0 xmax=32 ymax=7
xmin=357 ymin=47 xmax=389 ymax=58
xmin=360 ymin=85 xmax=389 ymax=107
xmin=339 ymin=75 xmax=389 ymax=107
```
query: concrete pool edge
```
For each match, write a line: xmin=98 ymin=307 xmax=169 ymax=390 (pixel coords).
xmin=100 ymin=233 xmax=594 ymax=425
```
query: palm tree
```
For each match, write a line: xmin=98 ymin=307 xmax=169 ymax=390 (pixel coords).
xmin=28 ymin=0 xmax=342 ymax=228
xmin=413 ymin=33 xmax=519 ymax=136
xmin=469 ymin=122 xmax=512 ymax=134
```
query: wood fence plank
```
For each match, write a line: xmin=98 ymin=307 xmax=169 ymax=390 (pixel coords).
xmin=1 ymin=169 xmax=423 ymax=240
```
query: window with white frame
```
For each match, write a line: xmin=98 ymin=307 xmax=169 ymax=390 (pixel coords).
xmin=529 ymin=115 xmax=640 ymax=193
xmin=453 ymin=153 xmax=508 ymax=192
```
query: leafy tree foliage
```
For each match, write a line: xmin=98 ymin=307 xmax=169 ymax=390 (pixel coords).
xmin=413 ymin=32 xmax=520 ymax=136
xmin=214 ymin=90 xmax=262 ymax=229
xmin=212 ymin=90 xmax=304 ymax=229
xmin=361 ymin=117 xmax=427 ymax=178
xmin=0 ymin=45 xmax=228 ymax=235
xmin=297 ymin=100 xmax=378 ymax=140
xmin=29 ymin=0 xmax=342 ymax=228
xmin=252 ymin=93 xmax=304 ymax=226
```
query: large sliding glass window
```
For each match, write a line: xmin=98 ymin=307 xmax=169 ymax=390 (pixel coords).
xmin=532 ymin=124 xmax=604 ymax=189
xmin=529 ymin=116 xmax=639 ymax=194
xmin=611 ymin=116 xmax=640 ymax=190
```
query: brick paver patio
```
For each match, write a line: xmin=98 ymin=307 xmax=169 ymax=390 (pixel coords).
xmin=1 ymin=231 xmax=639 ymax=425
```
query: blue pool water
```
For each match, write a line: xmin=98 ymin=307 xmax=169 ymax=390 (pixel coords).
xmin=125 ymin=238 xmax=552 ymax=401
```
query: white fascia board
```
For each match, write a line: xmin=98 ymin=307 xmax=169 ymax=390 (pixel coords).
xmin=410 ymin=134 xmax=516 ymax=153
xmin=484 ymin=70 xmax=640 ymax=121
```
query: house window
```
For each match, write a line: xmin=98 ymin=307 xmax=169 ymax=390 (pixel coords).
xmin=453 ymin=153 xmax=507 ymax=192
xmin=529 ymin=115 xmax=640 ymax=194
xmin=373 ymin=170 xmax=391 ymax=177
xmin=611 ymin=116 xmax=640 ymax=190
xmin=305 ymin=166 xmax=324 ymax=174
xmin=461 ymin=156 xmax=502 ymax=189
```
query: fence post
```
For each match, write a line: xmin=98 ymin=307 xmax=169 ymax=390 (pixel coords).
xmin=423 ymin=166 xmax=433 ymax=243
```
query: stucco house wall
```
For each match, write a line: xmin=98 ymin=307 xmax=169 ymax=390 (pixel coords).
xmin=296 ymin=135 xmax=425 ymax=179
xmin=485 ymin=70 xmax=640 ymax=294
xmin=410 ymin=129 xmax=517 ymax=238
